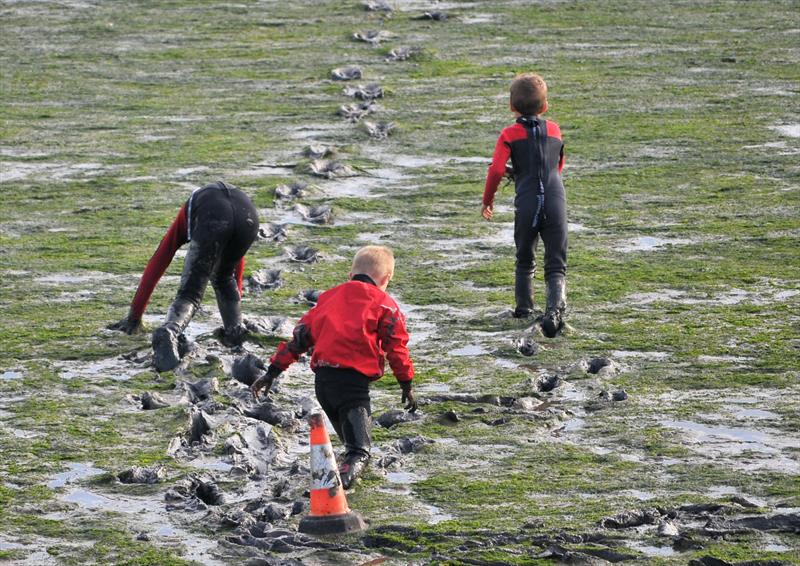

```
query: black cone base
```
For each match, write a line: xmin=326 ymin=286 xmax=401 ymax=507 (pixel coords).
xmin=298 ymin=511 xmax=367 ymax=536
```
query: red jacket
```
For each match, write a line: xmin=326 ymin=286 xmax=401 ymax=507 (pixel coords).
xmin=128 ymin=204 xmax=245 ymax=320
xmin=270 ymin=275 xmax=414 ymax=383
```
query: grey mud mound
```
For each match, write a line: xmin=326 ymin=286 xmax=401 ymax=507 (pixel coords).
xmin=343 ymin=83 xmax=384 ymax=100
xmin=244 ymin=316 xmax=294 ymax=338
xmin=166 ymin=476 xmax=226 ymax=509
xmin=364 ymin=120 xmax=395 ymax=139
xmin=363 ymin=0 xmax=392 ymax=12
xmin=535 ymin=374 xmax=563 ymax=393
xmin=330 ymin=66 xmax=362 ymax=81
xmin=352 ymin=30 xmax=393 ymax=45
xmin=248 ymin=269 xmax=282 ymax=292
xmin=243 ymin=400 xmax=297 ymax=429
xmin=274 ymin=181 xmax=308 ymax=200
xmin=690 ymin=558 xmax=794 ymax=566
xmin=176 ymin=377 xmax=218 ymax=404
xmin=338 ymin=101 xmax=378 ymax=123
xmin=141 ymin=391 xmax=169 ymax=410
xmin=292 ymin=289 xmax=321 ymax=305
xmin=516 ymin=335 xmax=539 ymax=357
xmin=285 ymin=245 xmax=319 ymax=263
xmin=303 ymin=144 xmax=334 ymax=159
xmin=308 ymin=159 xmax=358 ymax=178
xmin=376 ymin=409 xmax=422 ymax=428
xmin=118 ymin=465 xmax=166 ymax=484
xmin=583 ymin=357 xmax=622 ymax=376
xmin=600 ymin=508 xmax=662 ymax=528
xmin=231 ymin=353 xmax=266 ymax=386
xmin=294 ymin=203 xmax=333 ymax=225
xmin=385 ymin=46 xmax=421 ymax=62
xmin=257 ymin=222 xmax=287 ymax=242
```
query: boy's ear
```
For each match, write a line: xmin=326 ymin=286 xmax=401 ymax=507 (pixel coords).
xmin=541 ymin=100 xmax=548 ymax=114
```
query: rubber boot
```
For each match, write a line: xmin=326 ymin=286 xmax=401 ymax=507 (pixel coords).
xmin=541 ymin=276 xmax=566 ymax=338
xmin=339 ymin=406 xmax=371 ymax=489
xmin=214 ymin=287 xmax=247 ymax=348
xmin=513 ymin=265 xmax=535 ymax=318
xmin=152 ymin=299 xmax=197 ymax=372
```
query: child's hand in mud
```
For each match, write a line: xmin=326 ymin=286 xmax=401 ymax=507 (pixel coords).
xmin=400 ymin=382 xmax=417 ymax=413
xmin=107 ymin=315 xmax=143 ymax=335
xmin=250 ymin=374 xmax=274 ymax=401
xmin=481 ymin=204 xmax=493 ymax=221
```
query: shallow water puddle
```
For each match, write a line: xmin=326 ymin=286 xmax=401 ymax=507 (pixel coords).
xmin=448 ymin=344 xmax=488 ymax=356
xmin=615 ymin=236 xmax=694 ymax=252
xmin=58 ymin=356 xmax=144 ymax=381
xmin=47 ymin=462 xmax=105 ymax=488
xmin=1 ymin=370 xmax=22 ymax=380
xmin=629 ymin=541 xmax=676 ymax=557
xmin=771 ymin=123 xmax=800 ymax=138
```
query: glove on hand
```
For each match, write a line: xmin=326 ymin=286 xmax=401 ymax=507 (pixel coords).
xmin=250 ymin=364 xmax=281 ymax=400
xmin=107 ymin=313 xmax=143 ymax=335
xmin=400 ymin=381 xmax=418 ymax=413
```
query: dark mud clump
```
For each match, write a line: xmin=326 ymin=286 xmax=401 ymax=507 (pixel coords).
xmin=141 ymin=391 xmax=169 ymax=410
xmin=537 ymin=544 xmax=638 ymax=563
xmin=244 ymin=400 xmax=298 ymax=429
xmin=690 ymin=558 xmax=793 ymax=566
xmin=704 ymin=512 xmax=800 ymax=534
xmin=294 ymin=203 xmax=333 ymax=225
xmin=516 ymin=336 xmax=539 ymax=357
xmin=585 ymin=388 xmax=628 ymax=411
xmin=424 ymin=393 xmax=516 ymax=406
xmin=584 ymin=357 xmax=621 ymax=376
xmin=385 ymin=46 xmax=422 ymax=62
xmin=248 ymin=269 xmax=282 ymax=292
xmin=376 ymin=409 xmax=422 ymax=428
xmin=308 ymin=159 xmax=358 ymax=178
xmin=415 ymin=11 xmax=447 ymax=21
xmin=338 ymin=101 xmax=378 ymax=123
xmin=274 ymin=181 xmax=308 ymax=201
xmin=258 ymin=223 xmax=287 ymax=242
xmin=364 ymin=120 xmax=395 ymax=139
xmin=292 ymin=289 xmax=321 ymax=305
xmin=166 ymin=476 xmax=225 ymax=509
xmin=439 ymin=409 xmax=460 ymax=424
xmin=285 ymin=245 xmax=319 ymax=263
xmin=118 ymin=465 xmax=166 ymax=484
xmin=232 ymin=353 xmax=267 ymax=386
xmin=330 ymin=66 xmax=362 ymax=81
xmin=188 ymin=410 xmax=213 ymax=444
xmin=352 ymin=30 xmax=393 ymax=45
xmin=600 ymin=508 xmax=662 ymax=528
xmin=343 ymin=83 xmax=384 ymax=100
xmin=535 ymin=374 xmax=563 ymax=392
xmin=177 ymin=377 xmax=218 ymax=404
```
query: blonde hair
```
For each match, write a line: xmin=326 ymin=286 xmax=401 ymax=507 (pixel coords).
xmin=352 ymin=245 xmax=395 ymax=281
xmin=510 ymin=73 xmax=548 ymax=116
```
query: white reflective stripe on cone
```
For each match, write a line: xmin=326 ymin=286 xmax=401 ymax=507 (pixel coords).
xmin=310 ymin=443 xmax=341 ymax=491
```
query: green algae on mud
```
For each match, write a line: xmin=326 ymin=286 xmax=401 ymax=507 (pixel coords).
xmin=2 ymin=0 xmax=800 ymax=564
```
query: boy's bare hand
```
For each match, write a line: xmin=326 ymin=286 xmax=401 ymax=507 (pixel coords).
xmin=481 ymin=204 xmax=493 ymax=220
xmin=400 ymin=382 xmax=417 ymax=413
xmin=107 ymin=315 xmax=143 ymax=335
xmin=250 ymin=375 xmax=274 ymax=401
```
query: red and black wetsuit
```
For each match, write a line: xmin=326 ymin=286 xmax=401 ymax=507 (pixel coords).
xmin=128 ymin=181 xmax=258 ymax=321
xmin=484 ymin=116 xmax=566 ymax=312
xmin=270 ymin=274 xmax=414 ymax=455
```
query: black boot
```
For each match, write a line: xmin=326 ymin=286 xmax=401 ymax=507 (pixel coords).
xmin=214 ymin=287 xmax=247 ymax=347
xmin=339 ymin=407 xmax=371 ymax=489
xmin=513 ymin=265 xmax=535 ymax=318
xmin=152 ymin=299 xmax=197 ymax=372
xmin=541 ymin=276 xmax=566 ymax=338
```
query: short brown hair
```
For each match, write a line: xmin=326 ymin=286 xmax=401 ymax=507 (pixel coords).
xmin=510 ymin=73 xmax=548 ymax=116
xmin=352 ymin=245 xmax=395 ymax=281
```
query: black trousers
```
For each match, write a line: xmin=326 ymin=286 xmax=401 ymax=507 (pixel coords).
xmin=514 ymin=188 xmax=567 ymax=281
xmin=314 ymin=367 xmax=371 ymax=458
xmin=177 ymin=182 xmax=259 ymax=307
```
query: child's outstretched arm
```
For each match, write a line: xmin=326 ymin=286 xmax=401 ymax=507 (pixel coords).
xmin=109 ymin=204 xmax=189 ymax=334
xmin=251 ymin=315 xmax=315 ymax=399
xmin=482 ymin=133 xmax=511 ymax=220
xmin=378 ymin=305 xmax=417 ymax=412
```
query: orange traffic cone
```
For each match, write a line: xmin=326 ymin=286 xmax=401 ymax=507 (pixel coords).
xmin=298 ymin=412 xmax=367 ymax=535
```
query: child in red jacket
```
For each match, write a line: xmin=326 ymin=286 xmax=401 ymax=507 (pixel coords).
xmin=251 ymin=245 xmax=417 ymax=489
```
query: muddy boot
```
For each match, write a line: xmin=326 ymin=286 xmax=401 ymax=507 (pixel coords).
xmin=339 ymin=406 xmax=371 ymax=489
xmin=152 ymin=299 xmax=197 ymax=372
xmin=541 ymin=277 xmax=566 ymax=338
xmin=215 ymin=288 xmax=248 ymax=348
xmin=513 ymin=265 xmax=535 ymax=318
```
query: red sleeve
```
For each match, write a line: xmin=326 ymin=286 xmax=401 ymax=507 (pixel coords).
xmin=378 ymin=304 xmax=414 ymax=382
xmin=546 ymin=121 xmax=565 ymax=174
xmin=128 ymin=205 xmax=189 ymax=320
xmin=235 ymin=258 xmax=245 ymax=297
xmin=482 ymin=132 xmax=511 ymax=207
xmin=270 ymin=311 xmax=315 ymax=371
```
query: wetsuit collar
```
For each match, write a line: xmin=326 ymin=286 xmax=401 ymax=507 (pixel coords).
xmin=351 ymin=273 xmax=377 ymax=287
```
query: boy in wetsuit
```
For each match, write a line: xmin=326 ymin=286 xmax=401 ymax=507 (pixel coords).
xmin=109 ymin=181 xmax=259 ymax=371
xmin=250 ymin=245 xmax=417 ymax=489
xmin=481 ymin=73 xmax=567 ymax=337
